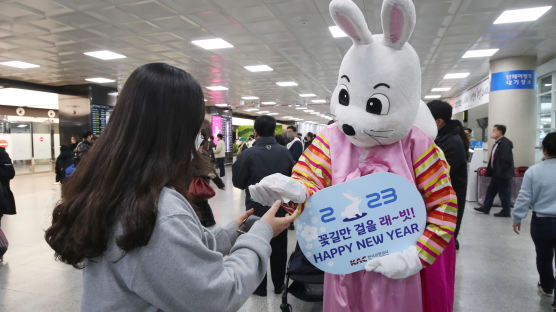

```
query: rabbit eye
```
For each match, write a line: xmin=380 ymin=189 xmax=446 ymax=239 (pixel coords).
xmin=366 ymin=93 xmax=390 ymax=115
xmin=338 ymin=86 xmax=349 ymax=106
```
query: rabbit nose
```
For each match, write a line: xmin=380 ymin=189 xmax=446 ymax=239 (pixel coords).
xmin=342 ymin=124 xmax=356 ymax=136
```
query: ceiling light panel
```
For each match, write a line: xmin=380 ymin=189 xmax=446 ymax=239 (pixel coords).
xmin=431 ymin=87 xmax=451 ymax=92
xmin=267 ymin=113 xmax=279 ymax=116
xmin=462 ymin=49 xmax=499 ymax=58
xmin=0 ymin=61 xmax=40 ymax=69
xmin=85 ymin=77 xmax=115 ymax=83
xmin=215 ymin=103 xmax=228 ymax=107
xmin=329 ymin=26 xmax=348 ymax=38
xmin=244 ymin=65 xmax=273 ymax=72
xmin=300 ymin=93 xmax=316 ymax=97
xmin=206 ymin=86 xmax=228 ymax=91
xmin=312 ymin=99 xmax=327 ymax=103
xmin=444 ymin=73 xmax=470 ymax=79
xmin=424 ymin=95 xmax=441 ymax=99
xmin=191 ymin=38 xmax=233 ymax=50
xmin=276 ymin=81 xmax=298 ymax=87
xmin=493 ymin=6 xmax=552 ymax=24
xmin=261 ymin=101 xmax=276 ymax=105
xmin=241 ymin=96 xmax=259 ymax=100
xmin=84 ymin=50 xmax=126 ymax=60
xmin=244 ymin=108 xmax=259 ymax=112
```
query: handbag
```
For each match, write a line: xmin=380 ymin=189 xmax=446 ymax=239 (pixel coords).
xmin=188 ymin=177 xmax=215 ymax=201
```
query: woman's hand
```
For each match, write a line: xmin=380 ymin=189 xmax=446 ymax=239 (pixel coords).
xmin=261 ymin=201 xmax=297 ymax=237
xmin=208 ymin=172 xmax=216 ymax=179
xmin=513 ymin=222 xmax=521 ymax=235
xmin=236 ymin=208 xmax=254 ymax=227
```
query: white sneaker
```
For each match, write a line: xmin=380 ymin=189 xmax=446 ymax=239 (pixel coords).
xmin=538 ymin=282 xmax=553 ymax=297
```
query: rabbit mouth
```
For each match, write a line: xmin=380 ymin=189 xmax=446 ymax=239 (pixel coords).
xmin=363 ymin=130 xmax=392 ymax=139
xmin=362 ymin=131 xmax=390 ymax=146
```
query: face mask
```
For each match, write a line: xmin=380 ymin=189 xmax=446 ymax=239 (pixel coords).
xmin=490 ymin=132 xmax=497 ymax=139
xmin=286 ymin=133 xmax=293 ymax=139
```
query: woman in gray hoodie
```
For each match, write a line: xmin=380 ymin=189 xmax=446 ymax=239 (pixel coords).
xmin=45 ymin=63 xmax=295 ymax=312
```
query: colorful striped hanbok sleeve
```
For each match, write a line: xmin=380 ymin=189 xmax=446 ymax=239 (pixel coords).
xmin=283 ymin=133 xmax=332 ymax=215
xmin=413 ymin=144 xmax=458 ymax=267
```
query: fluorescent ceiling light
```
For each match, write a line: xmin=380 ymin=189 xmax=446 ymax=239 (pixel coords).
xmin=462 ymin=49 xmax=499 ymax=58
xmin=17 ymin=124 xmax=28 ymax=128
xmin=0 ymin=61 xmax=40 ymax=69
xmin=267 ymin=113 xmax=279 ymax=116
xmin=244 ymin=108 xmax=259 ymax=112
xmin=276 ymin=81 xmax=298 ymax=87
xmin=431 ymin=87 xmax=451 ymax=92
xmin=424 ymin=95 xmax=442 ymax=99
xmin=215 ymin=103 xmax=228 ymax=107
xmin=241 ymin=96 xmax=259 ymax=100
xmin=283 ymin=116 xmax=294 ymax=119
xmin=305 ymin=110 xmax=315 ymax=113
xmin=85 ymin=77 xmax=115 ymax=83
xmin=108 ymin=92 xmax=118 ymax=96
xmin=261 ymin=101 xmax=276 ymax=105
xmin=296 ymin=107 xmax=308 ymax=110
xmin=493 ymin=6 xmax=552 ymax=24
xmin=444 ymin=72 xmax=470 ymax=79
xmin=244 ymin=65 xmax=273 ymax=72
xmin=329 ymin=26 xmax=348 ymax=38
xmin=206 ymin=86 xmax=228 ymax=91
xmin=312 ymin=99 xmax=327 ymax=104
xmin=300 ymin=93 xmax=316 ymax=97
xmin=256 ymin=110 xmax=270 ymax=114
xmin=191 ymin=38 xmax=233 ymax=50
xmin=84 ymin=50 xmax=126 ymax=60
xmin=545 ymin=84 xmax=552 ymax=87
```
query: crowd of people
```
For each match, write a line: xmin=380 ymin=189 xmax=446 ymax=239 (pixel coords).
xmin=0 ymin=62 xmax=552 ymax=311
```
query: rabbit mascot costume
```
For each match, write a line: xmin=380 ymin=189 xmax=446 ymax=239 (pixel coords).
xmin=249 ymin=0 xmax=457 ymax=311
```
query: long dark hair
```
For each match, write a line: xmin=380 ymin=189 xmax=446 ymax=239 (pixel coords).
xmin=45 ymin=63 xmax=205 ymax=268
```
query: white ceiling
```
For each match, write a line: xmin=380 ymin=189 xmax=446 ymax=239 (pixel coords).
xmin=0 ymin=0 xmax=555 ymax=124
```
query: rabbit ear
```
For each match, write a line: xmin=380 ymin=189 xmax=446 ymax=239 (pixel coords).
xmin=330 ymin=0 xmax=372 ymax=45
xmin=381 ymin=0 xmax=416 ymax=49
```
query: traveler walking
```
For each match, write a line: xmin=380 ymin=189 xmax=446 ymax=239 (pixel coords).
xmin=286 ymin=126 xmax=303 ymax=162
xmin=44 ymin=63 xmax=295 ymax=312
xmin=55 ymin=145 xmax=74 ymax=183
xmin=232 ymin=115 xmax=295 ymax=296
xmin=512 ymin=132 xmax=556 ymax=310
xmin=214 ymin=134 xmax=226 ymax=177
xmin=74 ymin=131 xmax=93 ymax=164
xmin=0 ymin=146 xmax=15 ymax=262
xmin=474 ymin=124 xmax=514 ymax=217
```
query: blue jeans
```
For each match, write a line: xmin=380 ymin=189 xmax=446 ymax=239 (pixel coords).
xmin=482 ymin=177 xmax=511 ymax=213
xmin=531 ymin=213 xmax=556 ymax=303
xmin=216 ymin=158 xmax=225 ymax=177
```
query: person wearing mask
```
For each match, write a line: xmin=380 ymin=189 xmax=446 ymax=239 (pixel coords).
xmin=0 ymin=145 xmax=15 ymax=262
xmin=74 ymin=131 xmax=94 ymax=164
xmin=44 ymin=63 xmax=295 ymax=312
xmin=232 ymin=115 xmax=295 ymax=297
xmin=512 ymin=132 xmax=556 ymax=308
xmin=474 ymin=124 xmax=514 ymax=217
xmin=427 ymin=100 xmax=469 ymax=249
xmin=214 ymin=134 xmax=226 ymax=177
xmin=304 ymin=132 xmax=315 ymax=151
xmin=247 ymin=134 xmax=255 ymax=148
xmin=286 ymin=126 xmax=303 ymax=162
xmin=55 ymin=145 xmax=74 ymax=184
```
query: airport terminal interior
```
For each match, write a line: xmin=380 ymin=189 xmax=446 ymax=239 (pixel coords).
xmin=0 ymin=0 xmax=556 ymax=311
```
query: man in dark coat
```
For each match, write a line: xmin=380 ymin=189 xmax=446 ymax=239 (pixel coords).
xmin=232 ymin=115 xmax=295 ymax=297
xmin=427 ymin=100 xmax=469 ymax=249
xmin=0 ymin=146 xmax=15 ymax=261
xmin=475 ymin=124 xmax=514 ymax=217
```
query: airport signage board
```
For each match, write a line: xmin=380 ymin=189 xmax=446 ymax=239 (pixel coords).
xmin=295 ymin=172 xmax=426 ymax=275
xmin=491 ymin=70 xmax=536 ymax=92
xmin=453 ymin=76 xmax=490 ymax=114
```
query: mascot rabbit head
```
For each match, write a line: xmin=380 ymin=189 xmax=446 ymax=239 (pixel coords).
xmin=330 ymin=0 xmax=421 ymax=148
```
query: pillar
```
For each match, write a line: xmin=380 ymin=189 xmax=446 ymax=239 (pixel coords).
xmin=489 ymin=56 xmax=537 ymax=167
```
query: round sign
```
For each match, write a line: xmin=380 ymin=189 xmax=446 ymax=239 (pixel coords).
xmin=48 ymin=110 xmax=56 ymax=118
xmin=40 ymin=137 xmax=44 ymax=142
xmin=16 ymin=107 xmax=25 ymax=116
xmin=295 ymin=172 xmax=427 ymax=275
xmin=0 ymin=140 xmax=8 ymax=148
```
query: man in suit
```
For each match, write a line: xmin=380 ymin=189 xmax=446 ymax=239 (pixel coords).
xmin=232 ymin=115 xmax=295 ymax=296
xmin=475 ymin=124 xmax=515 ymax=217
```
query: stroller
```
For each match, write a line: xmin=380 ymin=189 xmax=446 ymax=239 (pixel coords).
xmin=280 ymin=243 xmax=325 ymax=312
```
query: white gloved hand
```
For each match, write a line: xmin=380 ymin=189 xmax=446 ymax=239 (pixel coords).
xmin=248 ymin=173 xmax=307 ymax=206
xmin=364 ymin=246 xmax=423 ymax=279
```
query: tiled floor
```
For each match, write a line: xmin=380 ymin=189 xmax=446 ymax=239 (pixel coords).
xmin=0 ymin=168 xmax=553 ymax=311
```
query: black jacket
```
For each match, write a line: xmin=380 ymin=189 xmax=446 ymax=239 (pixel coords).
xmin=55 ymin=149 xmax=74 ymax=182
xmin=0 ymin=147 xmax=15 ymax=215
xmin=232 ymin=137 xmax=295 ymax=217
xmin=486 ymin=136 xmax=514 ymax=179
xmin=435 ymin=120 xmax=468 ymax=192
xmin=288 ymin=139 xmax=303 ymax=162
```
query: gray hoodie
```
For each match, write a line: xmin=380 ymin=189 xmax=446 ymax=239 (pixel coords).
xmin=81 ymin=187 xmax=273 ymax=312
